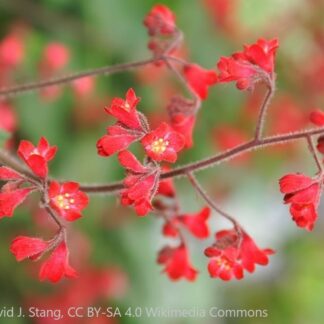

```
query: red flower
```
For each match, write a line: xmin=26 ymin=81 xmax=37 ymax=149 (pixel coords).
xmin=105 ymin=88 xmax=143 ymax=130
xmin=141 ymin=122 xmax=185 ymax=163
xmin=0 ymin=166 xmax=23 ymax=181
xmin=178 ymin=207 xmax=210 ymax=239
xmin=217 ymin=38 xmax=279 ymax=90
xmin=317 ymin=136 xmax=324 ymax=154
xmin=0 ymin=187 xmax=33 ymax=219
xmin=97 ymin=125 xmax=144 ymax=157
xmin=49 ymin=181 xmax=89 ymax=221
xmin=42 ymin=43 xmax=70 ymax=71
xmin=157 ymin=244 xmax=198 ymax=281
xmin=157 ymin=166 xmax=176 ymax=197
xmin=205 ymin=246 xmax=243 ymax=280
xmin=310 ymin=109 xmax=324 ymax=126
xmin=279 ymin=173 xmax=321 ymax=231
xmin=183 ymin=64 xmax=218 ymax=100
xmin=17 ymin=137 xmax=57 ymax=178
xmin=0 ymin=102 xmax=17 ymax=133
xmin=118 ymin=150 xmax=160 ymax=216
xmin=0 ymin=34 xmax=24 ymax=67
xmin=144 ymin=5 xmax=176 ymax=36
xmin=39 ymin=241 xmax=78 ymax=283
xmin=205 ymin=228 xmax=273 ymax=280
xmin=10 ymin=236 xmax=49 ymax=261
xmin=170 ymin=113 xmax=196 ymax=148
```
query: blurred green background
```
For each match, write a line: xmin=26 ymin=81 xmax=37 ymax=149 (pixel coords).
xmin=1 ymin=0 xmax=324 ymax=323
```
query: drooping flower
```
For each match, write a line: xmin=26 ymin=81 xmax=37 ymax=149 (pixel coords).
xmin=17 ymin=137 xmax=57 ymax=178
xmin=157 ymin=244 xmax=198 ymax=281
xmin=183 ymin=64 xmax=218 ymax=100
xmin=39 ymin=241 xmax=78 ymax=283
xmin=144 ymin=4 xmax=177 ymax=36
xmin=141 ymin=122 xmax=185 ymax=163
xmin=205 ymin=246 xmax=243 ymax=280
xmin=205 ymin=228 xmax=273 ymax=280
xmin=97 ymin=125 xmax=144 ymax=157
xmin=118 ymin=150 xmax=160 ymax=216
xmin=167 ymin=96 xmax=197 ymax=149
xmin=0 ymin=187 xmax=33 ymax=219
xmin=279 ymin=173 xmax=321 ymax=231
xmin=178 ymin=207 xmax=210 ymax=239
xmin=48 ymin=181 xmax=89 ymax=221
xmin=309 ymin=109 xmax=324 ymax=126
xmin=217 ymin=38 xmax=279 ymax=90
xmin=104 ymin=88 xmax=143 ymax=130
xmin=10 ymin=236 xmax=49 ymax=261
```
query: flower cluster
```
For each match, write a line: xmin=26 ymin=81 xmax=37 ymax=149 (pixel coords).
xmin=279 ymin=173 xmax=322 ymax=231
xmin=217 ymin=38 xmax=279 ymax=90
xmin=0 ymin=137 xmax=88 ymax=282
xmin=205 ymin=228 xmax=274 ymax=280
xmin=97 ymin=88 xmax=185 ymax=216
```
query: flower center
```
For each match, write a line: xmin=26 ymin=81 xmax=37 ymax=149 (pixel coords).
xmin=216 ymin=256 xmax=231 ymax=270
xmin=151 ymin=138 xmax=168 ymax=154
xmin=55 ymin=193 xmax=75 ymax=210
xmin=123 ymin=102 xmax=131 ymax=111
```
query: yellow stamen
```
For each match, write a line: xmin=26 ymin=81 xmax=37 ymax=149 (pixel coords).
xmin=151 ymin=138 xmax=168 ymax=154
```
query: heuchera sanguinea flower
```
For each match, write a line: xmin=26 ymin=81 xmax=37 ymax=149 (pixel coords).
xmin=279 ymin=173 xmax=321 ymax=231
xmin=118 ymin=150 xmax=160 ymax=216
xmin=105 ymin=88 xmax=142 ymax=130
xmin=183 ymin=64 xmax=218 ymax=100
xmin=18 ymin=137 xmax=57 ymax=178
xmin=144 ymin=4 xmax=177 ymax=36
xmin=170 ymin=114 xmax=196 ymax=149
xmin=49 ymin=181 xmax=89 ymax=221
xmin=10 ymin=236 xmax=49 ymax=261
xmin=0 ymin=34 xmax=24 ymax=67
xmin=157 ymin=244 xmax=198 ymax=281
xmin=141 ymin=122 xmax=185 ymax=163
xmin=178 ymin=207 xmax=211 ymax=239
xmin=309 ymin=109 xmax=324 ymax=126
xmin=39 ymin=241 xmax=78 ymax=283
xmin=97 ymin=89 xmax=146 ymax=157
xmin=205 ymin=228 xmax=273 ymax=280
xmin=0 ymin=187 xmax=33 ymax=219
xmin=42 ymin=42 xmax=70 ymax=71
xmin=97 ymin=125 xmax=144 ymax=157
xmin=217 ymin=38 xmax=279 ymax=90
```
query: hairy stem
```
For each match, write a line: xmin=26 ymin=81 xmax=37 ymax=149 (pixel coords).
xmin=306 ymin=135 xmax=322 ymax=172
xmin=0 ymin=58 xmax=157 ymax=99
xmin=186 ymin=172 xmax=239 ymax=228
xmin=254 ymin=82 xmax=275 ymax=140
xmin=80 ymin=126 xmax=324 ymax=193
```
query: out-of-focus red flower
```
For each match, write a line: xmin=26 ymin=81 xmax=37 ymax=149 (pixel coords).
xmin=72 ymin=77 xmax=95 ymax=98
xmin=310 ymin=109 xmax=324 ymax=126
xmin=42 ymin=43 xmax=70 ymax=71
xmin=118 ymin=150 xmax=160 ymax=216
xmin=49 ymin=181 xmax=89 ymax=222
xmin=183 ymin=64 xmax=218 ymax=100
xmin=279 ymin=173 xmax=321 ymax=231
xmin=178 ymin=207 xmax=210 ymax=239
xmin=203 ymin=0 xmax=239 ymax=36
xmin=141 ymin=122 xmax=185 ymax=163
xmin=157 ymin=168 xmax=176 ymax=198
xmin=18 ymin=137 xmax=57 ymax=178
xmin=205 ymin=228 xmax=273 ymax=280
xmin=39 ymin=242 xmax=78 ymax=283
xmin=316 ymin=135 xmax=324 ymax=154
xmin=0 ymin=102 xmax=17 ymax=133
xmin=212 ymin=125 xmax=250 ymax=163
xmin=144 ymin=4 xmax=176 ymax=36
xmin=10 ymin=236 xmax=49 ymax=261
xmin=217 ymin=38 xmax=279 ymax=90
xmin=0 ymin=34 xmax=24 ymax=67
xmin=157 ymin=244 xmax=198 ymax=281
